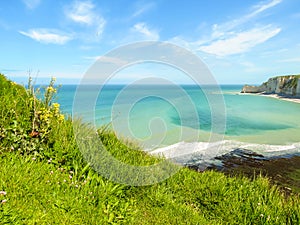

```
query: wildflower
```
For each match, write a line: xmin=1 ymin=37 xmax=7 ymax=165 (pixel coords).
xmin=75 ymin=185 xmax=78 ymax=188
xmin=58 ymin=114 xmax=65 ymax=121
xmin=69 ymin=171 xmax=74 ymax=174
xmin=260 ymin=214 xmax=264 ymax=217
xmin=0 ymin=191 xmax=6 ymax=196
xmin=63 ymin=179 xmax=67 ymax=183
xmin=47 ymin=86 xmax=56 ymax=93
xmin=32 ymin=157 xmax=36 ymax=161
xmin=69 ymin=175 xmax=73 ymax=179
xmin=50 ymin=171 xmax=54 ymax=175
xmin=257 ymin=202 xmax=261 ymax=206
xmin=48 ymin=158 xmax=52 ymax=163
xmin=52 ymin=103 xmax=60 ymax=108
xmin=1 ymin=199 xmax=7 ymax=204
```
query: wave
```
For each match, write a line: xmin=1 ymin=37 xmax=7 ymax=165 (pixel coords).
xmin=149 ymin=140 xmax=300 ymax=164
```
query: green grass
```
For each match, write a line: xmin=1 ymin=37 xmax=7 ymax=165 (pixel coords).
xmin=274 ymin=74 xmax=300 ymax=79
xmin=0 ymin=73 xmax=299 ymax=224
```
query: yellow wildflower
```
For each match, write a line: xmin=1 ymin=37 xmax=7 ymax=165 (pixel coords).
xmin=59 ymin=114 xmax=65 ymax=121
xmin=47 ymin=86 xmax=56 ymax=93
xmin=53 ymin=103 xmax=60 ymax=107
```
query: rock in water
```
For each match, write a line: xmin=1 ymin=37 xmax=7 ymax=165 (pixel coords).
xmin=241 ymin=85 xmax=261 ymax=93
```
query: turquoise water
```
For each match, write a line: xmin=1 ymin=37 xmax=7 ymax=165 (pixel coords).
xmin=57 ymin=85 xmax=300 ymax=157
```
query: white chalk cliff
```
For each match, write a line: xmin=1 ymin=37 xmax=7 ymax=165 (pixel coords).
xmin=242 ymin=75 xmax=300 ymax=97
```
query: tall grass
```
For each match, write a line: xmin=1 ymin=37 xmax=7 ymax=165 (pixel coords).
xmin=0 ymin=73 xmax=299 ymax=224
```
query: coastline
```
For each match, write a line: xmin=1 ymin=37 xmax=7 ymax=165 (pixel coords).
xmin=196 ymin=149 xmax=300 ymax=195
xmin=151 ymin=140 xmax=300 ymax=193
xmin=239 ymin=92 xmax=300 ymax=104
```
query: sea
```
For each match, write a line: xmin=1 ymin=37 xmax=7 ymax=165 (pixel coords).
xmin=56 ymin=84 xmax=300 ymax=163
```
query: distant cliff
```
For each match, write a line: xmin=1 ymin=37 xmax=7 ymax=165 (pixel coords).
xmin=242 ymin=75 xmax=300 ymax=97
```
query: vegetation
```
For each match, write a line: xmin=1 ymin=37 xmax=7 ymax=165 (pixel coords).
xmin=0 ymin=74 xmax=299 ymax=224
xmin=283 ymin=77 xmax=299 ymax=89
xmin=274 ymin=75 xmax=300 ymax=79
xmin=272 ymin=75 xmax=300 ymax=89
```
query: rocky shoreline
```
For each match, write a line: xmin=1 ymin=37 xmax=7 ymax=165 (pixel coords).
xmin=188 ymin=149 xmax=300 ymax=195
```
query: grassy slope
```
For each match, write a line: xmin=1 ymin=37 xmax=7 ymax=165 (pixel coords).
xmin=0 ymin=74 xmax=299 ymax=224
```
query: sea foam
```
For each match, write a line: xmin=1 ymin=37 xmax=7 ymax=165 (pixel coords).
xmin=149 ymin=140 xmax=300 ymax=164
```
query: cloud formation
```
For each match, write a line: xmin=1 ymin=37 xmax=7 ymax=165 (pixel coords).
xmin=19 ymin=29 xmax=73 ymax=44
xmin=199 ymin=26 xmax=281 ymax=56
xmin=211 ymin=0 xmax=282 ymax=40
xmin=195 ymin=0 xmax=283 ymax=56
xmin=20 ymin=1 xmax=106 ymax=44
xmin=278 ymin=57 xmax=300 ymax=63
xmin=65 ymin=0 xmax=106 ymax=38
xmin=132 ymin=22 xmax=159 ymax=40
xmin=132 ymin=2 xmax=155 ymax=18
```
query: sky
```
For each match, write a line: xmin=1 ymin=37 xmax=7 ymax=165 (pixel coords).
xmin=0 ymin=0 xmax=300 ymax=84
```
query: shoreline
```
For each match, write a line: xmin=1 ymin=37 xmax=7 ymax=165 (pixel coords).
xmin=206 ymin=150 xmax=300 ymax=194
xmin=239 ymin=92 xmax=300 ymax=104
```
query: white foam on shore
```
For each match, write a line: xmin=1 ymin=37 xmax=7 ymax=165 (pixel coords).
xmin=239 ymin=92 xmax=300 ymax=104
xmin=149 ymin=140 xmax=300 ymax=163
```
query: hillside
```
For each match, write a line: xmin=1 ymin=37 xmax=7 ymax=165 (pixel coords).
xmin=0 ymin=74 xmax=299 ymax=224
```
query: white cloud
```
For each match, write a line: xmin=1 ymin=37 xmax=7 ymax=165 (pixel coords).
xmin=66 ymin=1 xmax=94 ymax=25
xmin=168 ymin=36 xmax=193 ymax=49
xmin=251 ymin=0 xmax=282 ymax=16
xmin=211 ymin=0 xmax=282 ymax=40
xmin=199 ymin=26 xmax=281 ymax=56
xmin=84 ymin=56 xmax=129 ymax=66
xmin=169 ymin=0 xmax=282 ymax=57
xmin=132 ymin=2 xmax=155 ymax=18
xmin=132 ymin=22 xmax=159 ymax=40
xmin=65 ymin=0 xmax=106 ymax=38
xmin=19 ymin=29 xmax=73 ymax=44
xmin=278 ymin=58 xmax=300 ymax=63
xmin=183 ymin=0 xmax=282 ymax=56
xmin=22 ymin=0 xmax=41 ymax=9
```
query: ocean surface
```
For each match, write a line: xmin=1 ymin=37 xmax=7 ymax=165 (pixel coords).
xmin=56 ymin=84 xmax=300 ymax=162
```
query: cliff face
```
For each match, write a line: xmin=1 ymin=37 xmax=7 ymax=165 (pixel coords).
xmin=242 ymin=75 xmax=300 ymax=97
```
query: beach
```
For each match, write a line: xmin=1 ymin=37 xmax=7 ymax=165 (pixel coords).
xmin=240 ymin=92 xmax=300 ymax=104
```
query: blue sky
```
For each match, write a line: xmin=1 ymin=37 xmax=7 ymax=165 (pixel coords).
xmin=0 ymin=0 xmax=300 ymax=84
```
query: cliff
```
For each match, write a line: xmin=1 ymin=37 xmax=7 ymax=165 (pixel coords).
xmin=241 ymin=75 xmax=300 ymax=97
